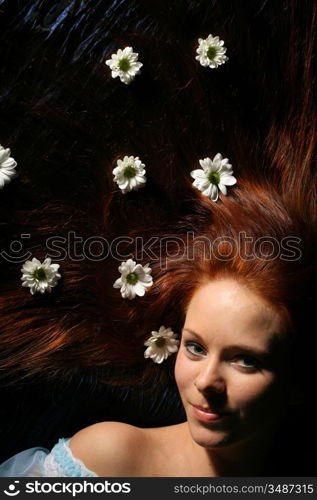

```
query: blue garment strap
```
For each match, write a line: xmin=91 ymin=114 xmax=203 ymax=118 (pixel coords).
xmin=0 ymin=438 xmax=97 ymax=477
xmin=47 ymin=438 xmax=97 ymax=477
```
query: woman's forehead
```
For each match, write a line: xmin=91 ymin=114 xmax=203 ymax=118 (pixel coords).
xmin=184 ymin=279 xmax=288 ymax=346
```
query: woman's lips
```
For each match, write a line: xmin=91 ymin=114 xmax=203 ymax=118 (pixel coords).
xmin=191 ymin=404 xmax=231 ymax=422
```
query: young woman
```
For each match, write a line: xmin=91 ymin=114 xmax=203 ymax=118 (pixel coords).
xmin=1 ymin=175 xmax=315 ymax=475
xmin=0 ymin=0 xmax=316 ymax=476
xmin=68 ymin=278 xmax=300 ymax=477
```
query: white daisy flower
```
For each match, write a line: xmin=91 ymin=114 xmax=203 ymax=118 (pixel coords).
xmin=105 ymin=46 xmax=143 ymax=84
xmin=113 ymin=258 xmax=153 ymax=300
xmin=190 ymin=153 xmax=237 ymax=202
xmin=144 ymin=326 xmax=179 ymax=364
xmin=0 ymin=144 xmax=17 ymax=188
xmin=113 ymin=155 xmax=146 ymax=194
xmin=21 ymin=257 xmax=61 ymax=295
xmin=196 ymin=34 xmax=228 ymax=68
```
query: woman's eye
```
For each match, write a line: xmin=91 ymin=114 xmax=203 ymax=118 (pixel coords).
xmin=185 ymin=341 xmax=205 ymax=356
xmin=232 ymin=356 xmax=260 ymax=371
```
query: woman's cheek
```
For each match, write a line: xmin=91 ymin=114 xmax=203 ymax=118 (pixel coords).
xmin=228 ymin=373 xmax=285 ymax=421
xmin=232 ymin=372 xmax=282 ymax=412
xmin=174 ymin=352 xmax=185 ymax=390
xmin=175 ymin=352 xmax=194 ymax=391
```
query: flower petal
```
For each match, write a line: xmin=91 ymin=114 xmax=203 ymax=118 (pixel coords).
xmin=218 ymin=183 xmax=227 ymax=195
xmin=220 ymin=175 xmax=237 ymax=186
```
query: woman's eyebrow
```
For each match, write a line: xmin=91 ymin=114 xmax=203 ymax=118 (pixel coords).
xmin=182 ymin=327 xmax=203 ymax=340
xmin=226 ymin=345 xmax=271 ymax=358
xmin=182 ymin=328 xmax=271 ymax=357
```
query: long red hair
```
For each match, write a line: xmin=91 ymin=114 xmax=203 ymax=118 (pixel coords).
xmin=0 ymin=0 xmax=316 ymax=392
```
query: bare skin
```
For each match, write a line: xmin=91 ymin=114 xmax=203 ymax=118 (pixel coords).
xmin=70 ymin=279 xmax=296 ymax=477
xmin=70 ymin=419 xmax=278 ymax=476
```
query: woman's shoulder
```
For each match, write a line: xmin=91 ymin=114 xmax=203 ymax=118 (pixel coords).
xmin=69 ymin=421 xmax=148 ymax=477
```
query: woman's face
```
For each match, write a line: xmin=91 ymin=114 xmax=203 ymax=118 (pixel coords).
xmin=175 ymin=279 xmax=292 ymax=450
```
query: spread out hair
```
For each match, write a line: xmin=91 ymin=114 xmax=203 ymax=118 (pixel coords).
xmin=0 ymin=1 xmax=316 ymax=404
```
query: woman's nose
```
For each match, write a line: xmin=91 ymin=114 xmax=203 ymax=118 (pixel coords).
xmin=194 ymin=359 xmax=226 ymax=393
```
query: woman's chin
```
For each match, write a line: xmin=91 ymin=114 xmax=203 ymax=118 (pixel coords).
xmin=189 ymin=425 xmax=236 ymax=449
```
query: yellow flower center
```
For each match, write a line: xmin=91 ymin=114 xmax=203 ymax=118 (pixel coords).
xmin=155 ymin=337 xmax=166 ymax=348
xmin=127 ymin=272 xmax=138 ymax=285
xmin=33 ymin=268 xmax=47 ymax=281
xmin=124 ymin=165 xmax=137 ymax=178
xmin=208 ymin=172 xmax=220 ymax=184
xmin=207 ymin=46 xmax=217 ymax=60
xmin=119 ymin=58 xmax=131 ymax=72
